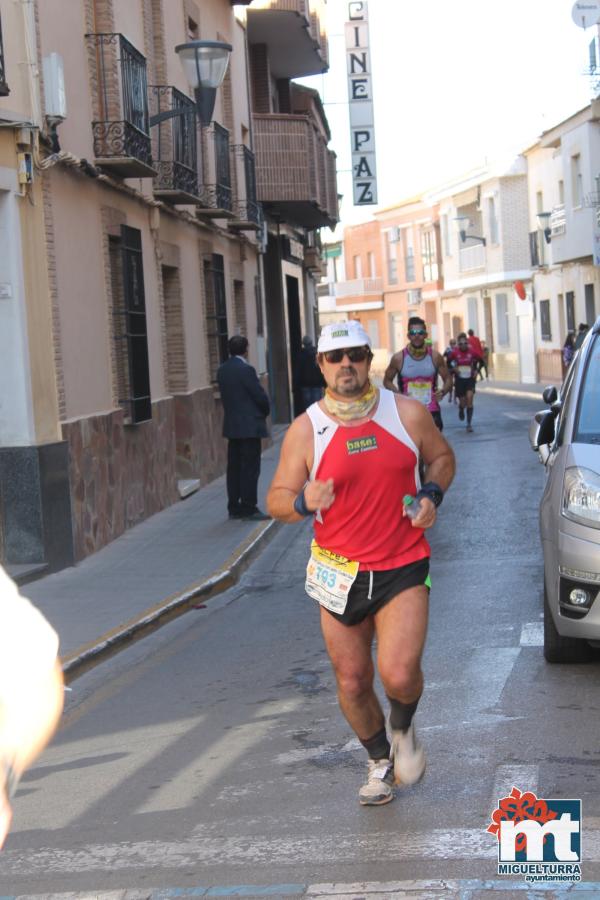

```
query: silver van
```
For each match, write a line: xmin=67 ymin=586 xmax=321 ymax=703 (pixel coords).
xmin=529 ymin=318 xmax=600 ymax=662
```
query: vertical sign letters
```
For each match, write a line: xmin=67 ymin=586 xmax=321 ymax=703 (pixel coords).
xmin=345 ymin=1 xmax=377 ymax=205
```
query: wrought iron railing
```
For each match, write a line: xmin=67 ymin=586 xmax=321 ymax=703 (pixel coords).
xmin=86 ymin=33 xmax=152 ymax=168
xmin=199 ymin=123 xmax=232 ymax=212
xmin=231 ymin=145 xmax=261 ymax=224
xmin=0 ymin=13 xmax=9 ymax=96
xmin=550 ymin=204 xmax=566 ymax=236
xmin=149 ymin=85 xmax=198 ymax=200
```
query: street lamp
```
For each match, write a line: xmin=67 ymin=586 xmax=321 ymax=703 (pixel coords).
xmin=455 ymin=215 xmax=486 ymax=246
xmin=175 ymin=40 xmax=232 ymax=127
xmin=537 ymin=211 xmax=552 ymax=244
xmin=149 ymin=40 xmax=232 ymax=129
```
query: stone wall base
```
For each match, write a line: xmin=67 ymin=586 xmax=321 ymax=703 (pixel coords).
xmin=0 ymin=442 xmax=74 ymax=572
xmin=62 ymin=399 xmax=178 ymax=561
xmin=174 ymin=386 xmax=227 ymax=484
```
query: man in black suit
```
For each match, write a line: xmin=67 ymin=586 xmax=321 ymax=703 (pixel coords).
xmin=217 ymin=335 xmax=271 ymax=521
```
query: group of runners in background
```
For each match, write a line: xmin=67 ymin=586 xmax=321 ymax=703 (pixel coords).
xmin=383 ymin=316 xmax=487 ymax=434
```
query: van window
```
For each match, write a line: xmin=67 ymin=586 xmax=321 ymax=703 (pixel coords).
xmin=574 ymin=334 xmax=600 ymax=443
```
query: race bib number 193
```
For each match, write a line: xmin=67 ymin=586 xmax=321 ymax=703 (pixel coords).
xmin=305 ymin=541 xmax=359 ymax=614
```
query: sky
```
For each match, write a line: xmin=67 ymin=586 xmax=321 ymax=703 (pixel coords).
xmin=302 ymin=0 xmax=596 ymax=229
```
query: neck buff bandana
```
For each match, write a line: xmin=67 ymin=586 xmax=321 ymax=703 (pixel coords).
xmin=323 ymin=382 xmax=378 ymax=421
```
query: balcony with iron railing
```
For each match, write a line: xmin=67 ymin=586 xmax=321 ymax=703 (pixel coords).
xmin=197 ymin=123 xmax=233 ymax=217
xmin=252 ymin=113 xmax=338 ymax=228
xmin=550 ymin=204 xmax=566 ymax=236
xmin=229 ymin=145 xmax=261 ymax=231
xmin=0 ymin=13 xmax=9 ymax=97
xmin=334 ymin=278 xmax=383 ymax=299
xmin=86 ymin=33 xmax=155 ymax=177
xmin=458 ymin=243 xmax=486 ymax=273
xmin=149 ymin=86 xmax=199 ymax=203
xmin=246 ymin=0 xmax=328 ymax=79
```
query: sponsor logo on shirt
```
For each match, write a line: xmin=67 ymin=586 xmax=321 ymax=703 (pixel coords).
xmin=346 ymin=435 xmax=378 ymax=455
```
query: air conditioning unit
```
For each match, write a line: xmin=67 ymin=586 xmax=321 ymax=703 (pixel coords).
xmin=389 ymin=226 xmax=400 ymax=242
xmin=407 ymin=289 xmax=422 ymax=306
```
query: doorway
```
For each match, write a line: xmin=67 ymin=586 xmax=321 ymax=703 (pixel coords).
xmin=286 ymin=275 xmax=302 ymax=417
xmin=483 ymin=296 xmax=494 ymax=350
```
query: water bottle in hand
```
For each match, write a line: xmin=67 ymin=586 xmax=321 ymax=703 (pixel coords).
xmin=403 ymin=494 xmax=422 ymax=520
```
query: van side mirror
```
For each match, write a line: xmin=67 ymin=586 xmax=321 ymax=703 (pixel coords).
xmin=542 ymin=385 xmax=558 ymax=405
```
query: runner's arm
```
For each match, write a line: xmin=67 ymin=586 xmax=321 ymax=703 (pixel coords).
xmin=266 ymin=415 xmax=334 ymax=522
xmin=395 ymin=396 xmax=456 ymax=529
xmin=433 ymin=351 xmax=453 ymax=399
xmin=382 ymin=353 xmax=402 ymax=392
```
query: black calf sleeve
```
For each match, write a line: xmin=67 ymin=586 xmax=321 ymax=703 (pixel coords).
xmin=359 ymin=726 xmax=391 ymax=760
xmin=467 ymin=406 xmax=474 ymax=424
xmin=387 ymin=697 xmax=420 ymax=732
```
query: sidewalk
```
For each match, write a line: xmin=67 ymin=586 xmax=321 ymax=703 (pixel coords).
xmin=472 ymin=377 xmax=546 ymax=401
xmin=20 ymin=378 xmax=547 ymax=683
xmin=22 ymin=429 xmax=287 ymax=682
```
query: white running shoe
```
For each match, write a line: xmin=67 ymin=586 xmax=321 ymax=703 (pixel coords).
xmin=358 ymin=758 xmax=395 ymax=806
xmin=391 ymin=724 xmax=426 ymax=786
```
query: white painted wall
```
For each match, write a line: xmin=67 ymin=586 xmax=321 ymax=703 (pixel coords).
xmin=0 ymin=171 xmax=34 ymax=445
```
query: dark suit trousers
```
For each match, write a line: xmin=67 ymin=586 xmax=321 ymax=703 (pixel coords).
xmin=227 ymin=438 xmax=262 ymax=516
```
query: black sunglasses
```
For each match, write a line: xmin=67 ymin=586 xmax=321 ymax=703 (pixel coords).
xmin=323 ymin=346 xmax=370 ymax=364
xmin=408 ymin=328 xmax=427 ymax=336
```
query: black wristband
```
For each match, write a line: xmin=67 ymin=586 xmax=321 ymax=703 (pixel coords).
xmin=293 ymin=488 xmax=313 ymax=517
xmin=417 ymin=481 xmax=444 ymax=508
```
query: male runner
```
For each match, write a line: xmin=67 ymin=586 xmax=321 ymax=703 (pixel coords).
xmin=383 ymin=317 xmax=453 ymax=431
xmin=448 ymin=332 xmax=481 ymax=432
xmin=267 ymin=321 xmax=455 ymax=806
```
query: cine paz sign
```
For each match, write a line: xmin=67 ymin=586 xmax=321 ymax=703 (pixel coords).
xmin=345 ymin=0 xmax=377 ymax=205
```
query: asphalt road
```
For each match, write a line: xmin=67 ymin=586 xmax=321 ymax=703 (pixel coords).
xmin=3 ymin=389 xmax=600 ymax=898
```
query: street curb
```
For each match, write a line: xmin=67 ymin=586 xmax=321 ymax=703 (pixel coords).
xmin=476 ymin=386 xmax=542 ymax=401
xmin=61 ymin=518 xmax=282 ymax=683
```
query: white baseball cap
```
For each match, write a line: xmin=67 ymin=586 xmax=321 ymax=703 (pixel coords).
xmin=317 ymin=321 xmax=371 ymax=353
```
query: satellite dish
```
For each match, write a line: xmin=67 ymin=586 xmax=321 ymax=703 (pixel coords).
xmin=514 ymin=280 xmax=527 ymax=300
xmin=572 ymin=0 xmax=600 ymax=29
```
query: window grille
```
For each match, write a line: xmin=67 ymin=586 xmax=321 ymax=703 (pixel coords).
xmin=540 ymin=299 xmax=552 ymax=341
xmin=204 ymin=254 xmax=229 ymax=380
xmin=112 ymin=226 xmax=152 ymax=423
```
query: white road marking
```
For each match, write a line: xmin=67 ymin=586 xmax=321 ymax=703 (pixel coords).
xmin=492 ymin=764 xmax=539 ymax=804
xmin=11 ymin=716 xmax=206 ymax=832
xmin=6 ymin=879 xmax=600 ymax=899
xmin=5 ymin=826 xmax=600 ymax=876
xmin=138 ymin=699 xmax=301 ymax=813
xmin=462 ymin=647 xmax=521 ymax=711
xmin=520 ymin=622 xmax=544 ymax=646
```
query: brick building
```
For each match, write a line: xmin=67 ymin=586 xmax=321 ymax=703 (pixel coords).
xmin=0 ymin=0 xmax=337 ymax=576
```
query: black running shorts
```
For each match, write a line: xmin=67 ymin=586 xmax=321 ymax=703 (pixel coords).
xmin=454 ymin=377 xmax=476 ymax=398
xmin=324 ymin=557 xmax=430 ymax=626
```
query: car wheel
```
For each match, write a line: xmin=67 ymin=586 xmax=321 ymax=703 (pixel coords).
xmin=543 ymin=584 xmax=593 ymax=663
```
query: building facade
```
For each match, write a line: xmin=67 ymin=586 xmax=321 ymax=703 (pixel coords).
xmin=525 ymin=102 xmax=600 ymax=382
xmin=427 ymin=159 xmax=533 ymax=382
xmin=0 ymin=0 xmax=337 ymax=575
xmin=246 ymin=0 xmax=338 ymax=421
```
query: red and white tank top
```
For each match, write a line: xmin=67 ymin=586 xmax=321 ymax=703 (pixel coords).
xmin=397 ymin=347 xmax=440 ymax=412
xmin=306 ymin=388 xmax=430 ymax=571
xmin=449 ymin=347 xmax=477 ymax=380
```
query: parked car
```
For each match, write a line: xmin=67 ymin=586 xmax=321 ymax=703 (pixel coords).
xmin=529 ymin=318 xmax=600 ymax=663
